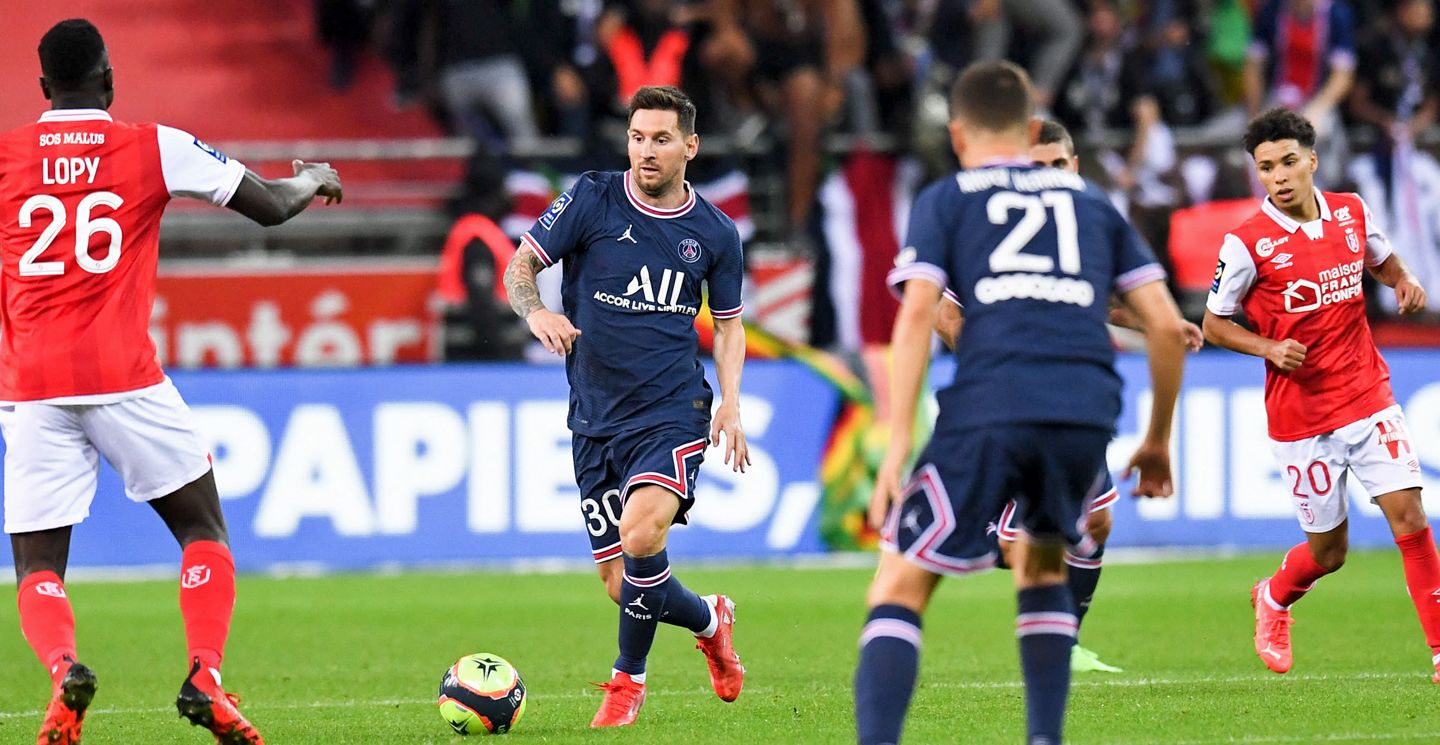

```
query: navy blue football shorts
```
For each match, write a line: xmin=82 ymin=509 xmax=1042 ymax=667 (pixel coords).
xmin=880 ymin=424 xmax=1111 ymax=575
xmin=572 ymin=425 xmax=708 ymax=563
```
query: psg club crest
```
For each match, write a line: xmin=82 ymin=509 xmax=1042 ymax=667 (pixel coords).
xmin=677 ymin=238 xmax=702 ymax=264
xmin=1345 ymin=230 xmax=1360 ymax=253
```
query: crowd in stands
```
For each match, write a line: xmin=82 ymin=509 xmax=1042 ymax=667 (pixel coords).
xmin=316 ymin=0 xmax=1440 ymax=336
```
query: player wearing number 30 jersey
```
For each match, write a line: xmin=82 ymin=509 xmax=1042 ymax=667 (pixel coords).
xmin=1203 ymin=108 xmax=1439 ymax=682
xmin=0 ymin=19 xmax=341 ymax=745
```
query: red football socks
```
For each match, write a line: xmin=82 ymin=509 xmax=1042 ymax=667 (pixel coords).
xmin=1396 ymin=527 xmax=1440 ymax=655
xmin=17 ymin=570 xmax=77 ymax=688
xmin=179 ymin=540 xmax=236 ymax=671
xmin=1267 ymin=542 xmax=1331 ymax=608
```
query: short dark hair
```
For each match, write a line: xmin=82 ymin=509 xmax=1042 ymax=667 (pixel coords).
xmin=628 ymin=86 xmax=697 ymax=136
xmin=1243 ymin=107 xmax=1316 ymax=156
xmin=949 ymin=61 xmax=1035 ymax=133
xmin=1036 ymin=119 xmax=1074 ymax=156
xmin=39 ymin=19 xmax=106 ymax=87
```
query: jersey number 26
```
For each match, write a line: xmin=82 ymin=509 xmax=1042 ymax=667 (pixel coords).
xmin=18 ymin=191 xmax=125 ymax=277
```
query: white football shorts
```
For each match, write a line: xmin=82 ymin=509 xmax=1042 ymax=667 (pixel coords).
xmin=1271 ymin=404 xmax=1424 ymax=534
xmin=1 ymin=378 xmax=212 ymax=533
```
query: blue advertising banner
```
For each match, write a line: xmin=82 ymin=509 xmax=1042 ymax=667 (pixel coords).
xmin=0 ymin=361 xmax=837 ymax=571
xmin=933 ymin=350 xmax=1440 ymax=549
xmin=2 ymin=351 xmax=1438 ymax=571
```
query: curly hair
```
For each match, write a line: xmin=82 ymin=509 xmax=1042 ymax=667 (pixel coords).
xmin=1243 ymin=107 xmax=1317 ymax=156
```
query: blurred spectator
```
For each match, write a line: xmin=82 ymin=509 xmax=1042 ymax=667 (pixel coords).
xmin=423 ymin=0 xmax=542 ymax=146
xmin=528 ymin=0 xmax=606 ymax=141
xmin=1348 ymin=0 xmax=1440 ymax=312
xmin=1206 ymin=0 xmax=1254 ymax=104
xmin=706 ymin=0 xmax=867 ymax=247
xmin=969 ymin=0 xmax=1083 ymax=111
xmin=1132 ymin=1 xmax=1219 ymax=128
xmin=1244 ymin=0 xmax=1356 ymax=185
xmin=316 ymin=0 xmax=375 ymax=90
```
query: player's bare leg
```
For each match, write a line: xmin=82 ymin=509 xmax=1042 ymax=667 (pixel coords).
xmin=150 ymin=471 xmax=263 ymax=744
xmin=1013 ymin=537 xmax=1076 ymax=745
xmin=13 ymin=527 xmax=96 ymax=745
xmin=1253 ymin=521 xmax=1346 ymax=674
xmin=856 ymin=552 xmax=941 ymax=745
xmin=1374 ymin=487 xmax=1440 ymax=680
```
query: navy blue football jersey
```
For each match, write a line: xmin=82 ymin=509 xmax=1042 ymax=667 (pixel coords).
xmin=889 ymin=163 xmax=1164 ymax=432
xmin=522 ymin=170 xmax=745 ymax=437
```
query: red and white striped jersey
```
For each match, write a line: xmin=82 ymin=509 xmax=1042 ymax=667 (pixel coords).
xmin=0 ymin=109 xmax=245 ymax=402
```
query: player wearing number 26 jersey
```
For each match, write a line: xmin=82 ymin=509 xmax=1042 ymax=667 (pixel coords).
xmin=1203 ymin=108 xmax=1439 ymax=683
xmin=0 ymin=19 xmax=342 ymax=745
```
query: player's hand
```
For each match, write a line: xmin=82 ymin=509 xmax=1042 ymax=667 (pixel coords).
xmin=710 ymin=400 xmax=750 ymax=473
xmin=1264 ymin=338 xmax=1307 ymax=372
xmin=1123 ymin=441 xmax=1174 ymax=498
xmin=293 ymin=159 xmax=343 ymax=205
xmin=1396 ymin=277 xmax=1428 ymax=315
xmin=1182 ymin=321 xmax=1205 ymax=352
xmin=868 ymin=449 xmax=908 ymax=532
xmin=525 ymin=309 xmax=581 ymax=355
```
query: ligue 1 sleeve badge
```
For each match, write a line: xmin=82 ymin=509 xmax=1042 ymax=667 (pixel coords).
xmin=678 ymin=238 xmax=702 ymax=263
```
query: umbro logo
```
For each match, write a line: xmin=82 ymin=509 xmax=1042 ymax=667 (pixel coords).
xmin=618 ymin=225 xmax=637 ymax=244
xmin=1270 ymin=252 xmax=1294 ymax=270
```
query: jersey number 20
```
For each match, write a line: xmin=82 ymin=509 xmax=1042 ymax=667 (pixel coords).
xmin=18 ymin=191 xmax=125 ymax=277
xmin=987 ymin=191 xmax=1079 ymax=274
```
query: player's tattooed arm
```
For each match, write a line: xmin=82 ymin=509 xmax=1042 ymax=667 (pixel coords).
xmin=505 ymin=245 xmax=582 ymax=355
xmin=503 ymin=246 xmax=548 ymax=319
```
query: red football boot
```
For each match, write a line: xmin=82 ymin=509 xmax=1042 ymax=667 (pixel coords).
xmin=589 ymin=672 xmax=646 ymax=728
xmin=36 ymin=658 xmax=96 ymax=745
xmin=695 ymin=594 xmax=745 ymax=702
xmin=176 ymin=657 xmax=265 ymax=744
xmin=1252 ymin=580 xmax=1294 ymax=674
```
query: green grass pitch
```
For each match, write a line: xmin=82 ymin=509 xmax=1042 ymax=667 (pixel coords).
xmin=2 ymin=551 xmax=1437 ymax=744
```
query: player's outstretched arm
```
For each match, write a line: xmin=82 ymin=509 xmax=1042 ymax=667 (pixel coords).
xmin=869 ymin=279 xmax=942 ymax=530
xmin=503 ymin=244 xmax=581 ymax=355
xmin=1201 ymin=310 xmax=1306 ymax=372
xmin=227 ymin=160 xmax=342 ymax=227
xmin=710 ymin=316 xmax=750 ymax=472
xmin=1118 ymin=282 xmax=1187 ymax=498
xmin=1368 ymin=254 xmax=1428 ymax=315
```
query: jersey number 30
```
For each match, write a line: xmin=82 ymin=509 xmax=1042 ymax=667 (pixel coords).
xmin=18 ymin=191 xmax=125 ymax=277
xmin=987 ymin=191 xmax=1080 ymax=274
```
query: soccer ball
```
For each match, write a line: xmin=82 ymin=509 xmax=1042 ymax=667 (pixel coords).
xmin=437 ymin=653 xmax=528 ymax=735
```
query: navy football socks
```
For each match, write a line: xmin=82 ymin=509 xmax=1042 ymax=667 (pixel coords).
xmin=1065 ymin=543 xmax=1104 ymax=630
xmin=1016 ymin=584 xmax=1077 ymax=745
xmin=854 ymin=604 xmax=922 ymax=745
xmin=615 ymin=549 xmax=710 ymax=676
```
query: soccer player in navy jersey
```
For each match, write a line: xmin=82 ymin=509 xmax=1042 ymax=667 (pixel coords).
xmin=854 ymin=63 xmax=1188 ymax=745
xmin=502 ymin=85 xmax=748 ymax=728
xmin=936 ymin=120 xmax=1206 ymax=676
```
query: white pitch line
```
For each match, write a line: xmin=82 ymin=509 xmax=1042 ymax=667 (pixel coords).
xmin=1160 ymin=732 xmax=1440 ymax=745
xmin=923 ymin=670 xmax=1425 ymax=691
xmin=0 ymin=687 xmax=759 ymax=720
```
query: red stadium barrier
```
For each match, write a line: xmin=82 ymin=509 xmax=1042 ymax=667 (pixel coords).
xmin=1167 ymin=199 xmax=1259 ymax=292
xmin=153 ymin=263 xmax=440 ymax=368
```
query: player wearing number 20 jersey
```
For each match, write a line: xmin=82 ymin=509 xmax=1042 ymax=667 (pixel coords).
xmin=0 ymin=19 xmax=343 ymax=745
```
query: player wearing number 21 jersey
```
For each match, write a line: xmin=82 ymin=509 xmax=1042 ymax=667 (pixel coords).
xmin=856 ymin=62 xmax=1187 ymax=745
xmin=1203 ymin=108 xmax=1438 ymax=682
xmin=0 ymin=19 xmax=341 ymax=745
